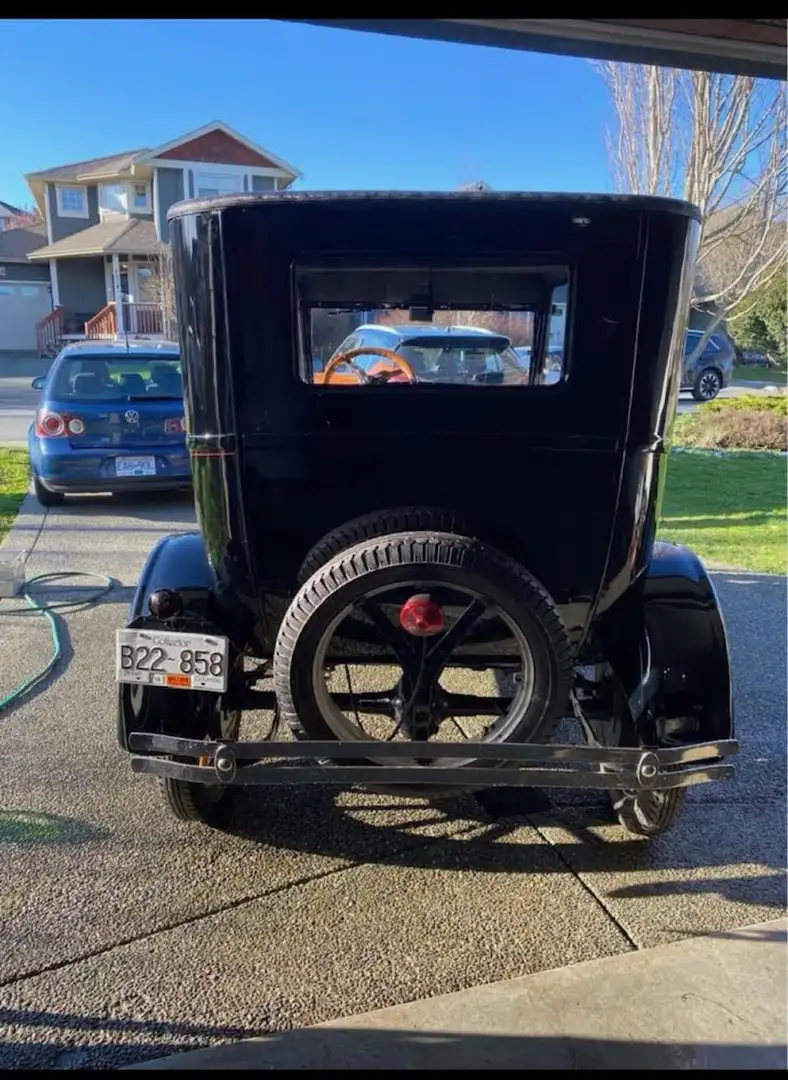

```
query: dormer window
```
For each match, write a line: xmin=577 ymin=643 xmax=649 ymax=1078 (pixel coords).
xmin=56 ymin=184 xmax=88 ymax=218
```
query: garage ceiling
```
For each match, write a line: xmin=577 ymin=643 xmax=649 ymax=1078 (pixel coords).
xmin=296 ymin=19 xmax=786 ymax=80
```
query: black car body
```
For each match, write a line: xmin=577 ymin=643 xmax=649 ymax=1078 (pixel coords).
xmin=116 ymin=191 xmax=737 ymax=838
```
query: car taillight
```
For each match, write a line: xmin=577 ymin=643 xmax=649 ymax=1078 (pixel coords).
xmin=165 ymin=417 xmax=186 ymax=434
xmin=35 ymin=410 xmax=85 ymax=438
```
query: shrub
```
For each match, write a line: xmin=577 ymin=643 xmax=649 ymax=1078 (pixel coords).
xmin=673 ymin=405 xmax=786 ymax=451
xmin=701 ymin=392 xmax=787 ymax=415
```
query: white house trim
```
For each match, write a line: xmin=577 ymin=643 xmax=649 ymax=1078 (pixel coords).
xmin=145 ymin=158 xmax=293 ymax=180
xmin=44 ymin=184 xmax=54 ymax=244
xmin=49 ymin=259 xmax=60 ymax=306
xmin=55 ymin=184 xmax=90 ymax=218
xmin=152 ymin=168 xmax=162 ymax=241
xmin=132 ymin=120 xmax=303 ymax=179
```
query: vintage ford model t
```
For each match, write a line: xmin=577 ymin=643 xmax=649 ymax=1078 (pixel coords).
xmin=116 ymin=191 xmax=737 ymax=838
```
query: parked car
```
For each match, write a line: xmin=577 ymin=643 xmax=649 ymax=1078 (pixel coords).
xmin=28 ymin=340 xmax=190 ymax=506
xmin=118 ymin=190 xmax=737 ymax=840
xmin=314 ymin=323 xmax=529 ymax=385
xmin=513 ymin=344 xmax=563 ymax=385
xmin=681 ymin=329 xmax=735 ymax=401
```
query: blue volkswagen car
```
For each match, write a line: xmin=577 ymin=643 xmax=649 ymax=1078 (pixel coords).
xmin=28 ymin=341 xmax=191 ymax=506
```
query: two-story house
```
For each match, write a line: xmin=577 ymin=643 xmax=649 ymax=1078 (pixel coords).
xmin=0 ymin=121 xmax=300 ymax=353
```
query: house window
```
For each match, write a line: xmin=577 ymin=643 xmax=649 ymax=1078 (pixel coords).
xmin=56 ymin=185 xmax=88 ymax=218
xmin=196 ymin=172 xmax=242 ymax=198
xmin=99 ymin=183 xmax=128 ymax=216
xmin=131 ymin=183 xmax=151 ymax=213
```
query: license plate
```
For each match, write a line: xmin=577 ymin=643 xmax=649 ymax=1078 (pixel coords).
xmin=115 ymin=456 xmax=156 ymax=477
xmin=116 ymin=629 xmax=229 ymax=692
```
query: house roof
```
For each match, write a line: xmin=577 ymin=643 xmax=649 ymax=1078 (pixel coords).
xmin=28 ymin=218 xmax=167 ymax=260
xmin=25 ymin=150 xmax=147 ymax=185
xmin=25 ymin=122 xmax=301 ymax=186
xmin=0 ymin=221 xmax=48 ymax=263
xmin=0 ymin=199 xmax=23 ymax=216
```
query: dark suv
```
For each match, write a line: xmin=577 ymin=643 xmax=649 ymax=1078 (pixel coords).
xmin=681 ymin=329 xmax=734 ymax=401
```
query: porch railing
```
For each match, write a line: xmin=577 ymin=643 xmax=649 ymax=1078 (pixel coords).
xmin=35 ymin=306 xmax=64 ymax=356
xmin=84 ymin=302 xmax=166 ymax=339
xmin=121 ymin=302 xmax=164 ymax=336
xmin=84 ymin=303 xmax=117 ymax=339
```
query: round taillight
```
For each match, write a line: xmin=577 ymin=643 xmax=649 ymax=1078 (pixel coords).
xmin=399 ymin=594 xmax=445 ymax=637
xmin=41 ymin=412 xmax=65 ymax=436
xmin=148 ymin=589 xmax=183 ymax=620
xmin=68 ymin=418 xmax=84 ymax=435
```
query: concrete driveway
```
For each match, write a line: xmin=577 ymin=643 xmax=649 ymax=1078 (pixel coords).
xmin=0 ymin=491 xmax=785 ymax=1069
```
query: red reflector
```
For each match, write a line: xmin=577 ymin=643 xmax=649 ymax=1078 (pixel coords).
xmin=399 ymin=594 xmax=445 ymax=637
xmin=165 ymin=417 xmax=185 ymax=434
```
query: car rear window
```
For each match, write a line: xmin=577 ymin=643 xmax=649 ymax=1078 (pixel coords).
xmin=49 ymin=356 xmax=183 ymax=400
xmin=297 ymin=262 xmax=570 ymax=388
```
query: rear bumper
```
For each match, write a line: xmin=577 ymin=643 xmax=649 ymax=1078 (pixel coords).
xmin=128 ymin=733 xmax=739 ymax=790
xmin=37 ymin=475 xmax=192 ymax=494
xmin=30 ymin=439 xmax=191 ymax=493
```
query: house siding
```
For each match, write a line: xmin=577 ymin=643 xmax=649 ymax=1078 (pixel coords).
xmin=0 ymin=261 xmax=50 ymax=283
xmin=158 ymin=129 xmax=280 ymax=168
xmin=251 ymin=175 xmax=276 ymax=192
xmin=48 ymin=183 xmax=100 ymax=242
xmin=57 ymin=257 xmax=106 ymax=317
xmin=155 ymin=168 xmax=185 ymax=242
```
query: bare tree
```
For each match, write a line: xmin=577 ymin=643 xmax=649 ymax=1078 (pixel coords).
xmin=142 ymin=249 xmax=177 ymax=340
xmin=597 ymin=63 xmax=787 ymax=361
xmin=4 ymin=204 xmax=42 ymax=229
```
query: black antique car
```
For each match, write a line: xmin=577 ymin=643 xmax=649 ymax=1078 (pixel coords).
xmin=116 ymin=191 xmax=737 ymax=838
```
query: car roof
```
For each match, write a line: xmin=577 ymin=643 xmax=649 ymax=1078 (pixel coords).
xmin=57 ymin=340 xmax=178 ymax=358
xmin=355 ymin=323 xmax=503 ymax=340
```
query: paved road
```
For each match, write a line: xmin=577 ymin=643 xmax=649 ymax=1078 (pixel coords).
xmin=0 ymin=491 xmax=784 ymax=1068
xmin=0 ymin=353 xmax=52 ymax=447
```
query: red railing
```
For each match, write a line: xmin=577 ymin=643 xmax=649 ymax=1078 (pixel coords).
xmin=35 ymin=306 xmax=64 ymax=356
xmin=84 ymin=303 xmax=117 ymax=339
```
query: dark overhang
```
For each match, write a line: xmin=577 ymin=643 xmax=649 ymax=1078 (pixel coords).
xmin=293 ymin=19 xmax=786 ymax=80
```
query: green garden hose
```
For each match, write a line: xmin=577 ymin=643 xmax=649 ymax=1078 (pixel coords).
xmin=0 ymin=571 xmax=115 ymax=714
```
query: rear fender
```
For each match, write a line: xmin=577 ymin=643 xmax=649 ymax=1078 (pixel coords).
xmin=599 ymin=541 xmax=733 ymax=744
xmin=118 ymin=532 xmax=237 ymax=752
xmin=126 ymin=531 xmax=215 ymax=623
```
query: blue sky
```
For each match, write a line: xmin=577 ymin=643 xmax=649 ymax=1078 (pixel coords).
xmin=2 ymin=19 xmax=614 ymax=209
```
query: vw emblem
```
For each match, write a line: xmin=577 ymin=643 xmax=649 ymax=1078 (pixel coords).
xmin=124 ymin=409 xmax=140 ymax=425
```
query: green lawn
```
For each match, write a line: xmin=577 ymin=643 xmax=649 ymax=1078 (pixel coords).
xmin=732 ymin=364 xmax=787 ymax=385
xmin=659 ymin=451 xmax=787 ymax=574
xmin=0 ymin=449 xmax=29 ymax=544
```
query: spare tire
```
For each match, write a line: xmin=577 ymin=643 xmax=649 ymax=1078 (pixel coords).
xmin=275 ymin=529 xmax=572 ymax=788
xmin=296 ymin=506 xmax=472 ymax=586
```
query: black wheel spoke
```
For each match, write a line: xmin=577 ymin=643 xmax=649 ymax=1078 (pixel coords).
xmin=450 ymin=716 xmax=469 ymax=739
xmin=425 ymin=599 xmax=489 ymax=673
xmin=357 ymin=599 xmax=420 ymax=672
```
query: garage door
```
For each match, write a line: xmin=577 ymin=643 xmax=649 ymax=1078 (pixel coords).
xmin=0 ymin=281 xmax=52 ymax=350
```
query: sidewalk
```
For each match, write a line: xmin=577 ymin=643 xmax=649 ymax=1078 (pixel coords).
xmin=128 ymin=917 xmax=787 ymax=1071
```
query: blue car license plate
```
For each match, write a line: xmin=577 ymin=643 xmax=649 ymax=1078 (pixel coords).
xmin=115 ymin=456 xmax=156 ymax=477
